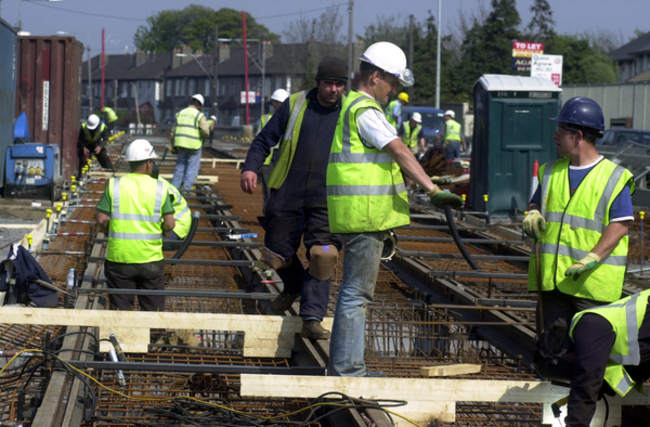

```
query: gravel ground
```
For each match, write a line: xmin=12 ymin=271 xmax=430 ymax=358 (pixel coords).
xmin=0 ymin=216 xmax=42 ymax=252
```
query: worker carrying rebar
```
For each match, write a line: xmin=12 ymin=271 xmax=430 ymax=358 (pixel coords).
xmin=557 ymin=289 xmax=650 ymax=426
xmin=256 ymin=88 xmax=290 ymax=208
xmin=240 ymin=56 xmax=348 ymax=340
xmin=77 ymin=114 xmax=113 ymax=177
xmin=435 ymin=110 xmax=466 ymax=162
xmin=170 ymin=94 xmax=210 ymax=192
xmin=95 ymin=139 xmax=175 ymax=312
xmin=326 ymin=41 xmax=464 ymax=377
xmin=523 ymin=97 xmax=634 ymax=374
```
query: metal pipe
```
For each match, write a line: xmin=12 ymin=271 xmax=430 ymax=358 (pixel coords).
xmin=88 ymin=257 xmax=253 ymax=267
xmin=188 ymin=204 xmax=233 ymax=210
xmin=93 ymin=238 xmax=261 ymax=248
xmin=403 ymin=224 xmax=487 ymax=231
xmin=429 ymin=271 xmax=528 ymax=280
xmin=77 ymin=288 xmax=276 ymax=299
xmin=397 ymin=236 xmax=525 ymax=245
xmin=397 ymin=251 xmax=528 ymax=261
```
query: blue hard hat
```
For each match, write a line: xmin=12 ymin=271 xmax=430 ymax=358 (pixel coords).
xmin=550 ymin=97 xmax=605 ymax=132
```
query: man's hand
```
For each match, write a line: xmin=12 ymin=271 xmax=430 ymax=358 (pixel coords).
xmin=430 ymin=176 xmax=452 ymax=185
xmin=83 ymin=147 xmax=90 ymax=157
xmin=523 ymin=210 xmax=546 ymax=241
xmin=94 ymin=146 xmax=101 ymax=155
xmin=565 ymin=252 xmax=601 ymax=277
xmin=427 ymin=186 xmax=464 ymax=209
xmin=240 ymin=171 xmax=258 ymax=194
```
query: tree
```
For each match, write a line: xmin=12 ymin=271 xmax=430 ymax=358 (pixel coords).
xmin=551 ymin=34 xmax=618 ymax=84
xmin=283 ymin=5 xmax=345 ymax=44
xmin=526 ymin=0 xmax=555 ymax=42
xmin=134 ymin=6 xmax=280 ymax=52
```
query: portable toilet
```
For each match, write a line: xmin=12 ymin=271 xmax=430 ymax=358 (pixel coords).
xmin=470 ymin=75 xmax=562 ymax=219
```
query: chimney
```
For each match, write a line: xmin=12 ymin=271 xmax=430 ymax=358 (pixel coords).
xmin=218 ymin=44 xmax=230 ymax=62
xmin=262 ymin=41 xmax=273 ymax=60
xmin=172 ymin=48 xmax=182 ymax=69
xmin=135 ymin=50 xmax=146 ymax=67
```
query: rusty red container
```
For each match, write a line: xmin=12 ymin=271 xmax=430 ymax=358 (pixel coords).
xmin=16 ymin=36 xmax=83 ymax=182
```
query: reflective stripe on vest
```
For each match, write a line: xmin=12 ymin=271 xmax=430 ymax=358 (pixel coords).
xmin=260 ymin=113 xmax=276 ymax=166
xmin=529 ymin=157 xmax=633 ymax=301
xmin=164 ymin=179 xmax=191 ymax=239
xmin=444 ymin=119 xmax=462 ymax=142
xmin=266 ymin=91 xmax=309 ymax=189
xmin=174 ymin=107 xmax=204 ymax=150
xmin=106 ymin=175 xmax=167 ymax=263
xmin=403 ymin=122 xmax=422 ymax=148
xmin=327 ymin=91 xmax=409 ymax=233
xmin=82 ymin=123 xmax=106 ymax=144
xmin=570 ymin=290 xmax=650 ymax=396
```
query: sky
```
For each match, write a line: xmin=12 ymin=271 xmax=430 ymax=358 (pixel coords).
xmin=1 ymin=0 xmax=648 ymax=56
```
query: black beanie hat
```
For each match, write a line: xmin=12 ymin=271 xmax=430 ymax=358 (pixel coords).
xmin=316 ymin=55 xmax=348 ymax=83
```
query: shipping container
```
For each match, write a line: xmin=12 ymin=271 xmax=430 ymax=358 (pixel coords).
xmin=0 ymin=18 xmax=18 ymax=188
xmin=16 ymin=36 xmax=83 ymax=182
xmin=470 ymin=75 xmax=562 ymax=218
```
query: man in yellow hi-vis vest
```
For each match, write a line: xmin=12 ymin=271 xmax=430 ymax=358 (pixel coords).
xmin=240 ymin=57 xmax=348 ymax=340
xmin=96 ymin=139 xmax=175 ymax=312
xmin=523 ymin=97 xmax=634 ymax=380
xmin=170 ymin=94 xmax=210 ymax=191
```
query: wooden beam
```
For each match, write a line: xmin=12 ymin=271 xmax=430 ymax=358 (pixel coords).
xmin=419 ymin=363 xmax=482 ymax=377
xmin=88 ymin=171 xmax=218 ymax=183
xmin=0 ymin=307 xmax=332 ymax=356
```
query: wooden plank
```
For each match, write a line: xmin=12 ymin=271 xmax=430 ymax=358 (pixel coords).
xmin=420 ymin=363 xmax=482 ymax=377
xmin=89 ymin=171 xmax=219 ymax=183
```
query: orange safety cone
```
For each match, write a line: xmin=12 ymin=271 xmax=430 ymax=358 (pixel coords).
xmin=529 ymin=159 xmax=539 ymax=210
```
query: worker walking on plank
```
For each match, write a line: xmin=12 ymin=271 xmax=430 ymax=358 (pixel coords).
xmin=326 ymin=41 xmax=464 ymax=376
xmin=170 ymin=94 xmax=210 ymax=191
xmin=96 ymin=139 xmax=175 ymax=312
xmin=240 ymin=56 xmax=348 ymax=340
xmin=523 ymin=97 xmax=634 ymax=375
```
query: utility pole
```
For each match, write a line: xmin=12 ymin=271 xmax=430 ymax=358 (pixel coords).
xmin=435 ymin=0 xmax=441 ymax=109
xmin=213 ymin=26 xmax=219 ymax=124
xmin=408 ymin=15 xmax=414 ymax=100
xmin=347 ymin=0 xmax=354 ymax=90
xmin=87 ymin=45 xmax=92 ymax=112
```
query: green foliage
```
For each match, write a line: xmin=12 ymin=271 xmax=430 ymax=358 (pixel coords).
xmin=549 ymin=34 xmax=618 ymax=84
xmin=134 ymin=5 xmax=280 ymax=52
xmin=526 ymin=0 xmax=555 ymax=42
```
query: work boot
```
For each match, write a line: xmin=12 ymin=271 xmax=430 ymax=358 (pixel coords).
xmin=270 ymin=292 xmax=300 ymax=314
xmin=300 ymin=320 xmax=331 ymax=340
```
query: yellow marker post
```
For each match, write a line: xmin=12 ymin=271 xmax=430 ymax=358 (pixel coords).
xmin=62 ymin=192 xmax=67 ymax=202
xmin=46 ymin=208 xmax=52 ymax=232
xmin=71 ymin=184 xmax=76 ymax=194
xmin=56 ymin=202 xmax=62 ymax=213
xmin=71 ymin=175 xmax=76 ymax=184
xmin=26 ymin=234 xmax=33 ymax=252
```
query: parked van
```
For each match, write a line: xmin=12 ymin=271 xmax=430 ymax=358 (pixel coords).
xmin=400 ymin=106 xmax=445 ymax=146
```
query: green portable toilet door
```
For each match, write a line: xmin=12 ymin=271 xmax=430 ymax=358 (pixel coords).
xmin=488 ymin=98 xmax=558 ymax=217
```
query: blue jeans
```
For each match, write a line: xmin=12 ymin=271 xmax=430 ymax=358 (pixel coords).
xmin=444 ymin=142 xmax=460 ymax=160
xmin=171 ymin=147 xmax=202 ymax=191
xmin=328 ymin=231 xmax=385 ymax=377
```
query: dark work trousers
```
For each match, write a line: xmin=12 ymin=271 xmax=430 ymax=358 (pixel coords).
xmin=567 ymin=308 xmax=650 ymax=426
xmin=77 ymin=146 xmax=113 ymax=176
xmin=258 ymin=164 xmax=273 ymax=214
xmin=262 ymin=195 xmax=342 ymax=322
xmin=104 ymin=260 xmax=165 ymax=311
xmin=538 ymin=288 xmax=609 ymax=342
xmin=162 ymin=230 xmax=182 ymax=251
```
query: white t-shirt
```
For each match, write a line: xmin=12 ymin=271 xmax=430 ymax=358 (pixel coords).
xmin=356 ymin=91 xmax=398 ymax=150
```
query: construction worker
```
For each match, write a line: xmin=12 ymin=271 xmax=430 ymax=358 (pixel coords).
xmin=77 ymin=114 xmax=113 ymax=177
xmin=170 ymin=94 xmax=210 ymax=191
xmin=95 ymin=139 xmax=175 ymax=312
xmin=326 ymin=41 xmax=464 ymax=377
xmin=523 ymin=97 xmax=634 ymax=366
xmin=240 ymin=56 xmax=348 ymax=339
xmin=435 ymin=110 xmax=466 ymax=161
xmin=257 ymin=88 xmax=290 ymax=206
xmin=385 ymin=91 xmax=408 ymax=130
xmin=564 ymin=289 xmax=650 ymax=426
xmin=207 ymin=115 xmax=216 ymax=145
xmin=151 ymin=165 xmax=192 ymax=251
xmin=398 ymin=112 xmax=425 ymax=155
xmin=102 ymin=106 xmax=118 ymax=132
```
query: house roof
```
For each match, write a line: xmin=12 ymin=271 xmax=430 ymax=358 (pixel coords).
xmin=610 ymin=31 xmax=650 ymax=61
xmin=627 ymin=67 xmax=650 ymax=82
xmin=165 ymin=43 xmax=309 ymax=78
xmin=85 ymin=52 xmax=172 ymax=81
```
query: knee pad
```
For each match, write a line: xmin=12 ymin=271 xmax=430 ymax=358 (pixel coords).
xmin=261 ymin=247 xmax=290 ymax=270
xmin=308 ymin=245 xmax=339 ymax=281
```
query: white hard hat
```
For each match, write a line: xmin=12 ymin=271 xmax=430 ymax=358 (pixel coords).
xmin=444 ymin=110 xmax=455 ymax=118
xmin=360 ymin=42 xmax=414 ymax=87
xmin=412 ymin=112 xmax=422 ymax=123
xmin=87 ymin=114 xmax=100 ymax=130
xmin=210 ymin=115 xmax=217 ymax=121
xmin=191 ymin=93 xmax=204 ymax=106
xmin=271 ymin=88 xmax=289 ymax=103
xmin=125 ymin=139 xmax=158 ymax=162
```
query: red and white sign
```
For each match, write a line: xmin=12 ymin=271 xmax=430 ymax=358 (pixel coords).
xmin=512 ymin=41 xmax=544 ymax=58
xmin=530 ymin=54 xmax=563 ymax=86
xmin=240 ymin=91 xmax=256 ymax=104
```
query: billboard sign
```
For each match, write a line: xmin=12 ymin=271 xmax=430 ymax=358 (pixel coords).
xmin=512 ymin=42 xmax=544 ymax=58
xmin=531 ymin=54 xmax=563 ymax=86
xmin=240 ymin=91 xmax=256 ymax=104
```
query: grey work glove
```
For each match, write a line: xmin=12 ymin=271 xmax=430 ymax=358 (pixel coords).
xmin=522 ymin=209 xmax=546 ymax=241
xmin=429 ymin=176 xmax=453 ymax=185
xmin=427 ymin=186 xmax=464 ymax=209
